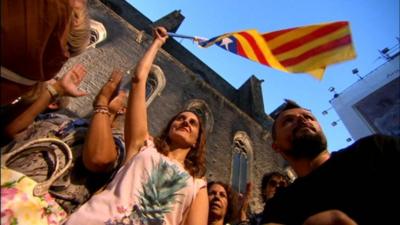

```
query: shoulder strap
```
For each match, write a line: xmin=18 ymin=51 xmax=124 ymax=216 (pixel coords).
xmin=1 ymin=66 xmax=38 ymax=86
xmin=1 ymin=137 xmax=73 ymax=196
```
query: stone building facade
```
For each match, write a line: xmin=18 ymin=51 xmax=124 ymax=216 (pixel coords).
xmin=60 ymin=0 xmax=286 ymax=212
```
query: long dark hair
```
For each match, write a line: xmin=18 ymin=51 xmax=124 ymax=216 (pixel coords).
xmin=154 ymin=110 xmax=207 ymax=178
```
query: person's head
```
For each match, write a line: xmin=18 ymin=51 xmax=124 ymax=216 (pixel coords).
xmin=155 ymin=110 xmax=207 ymax=178
xmin=260 ymin=172 xmax=289 ymax=202
xmin=207 ymin=181 xmax=234 ymax=224
xmin=67 ymin=0 xmax=90 ymax=57
xmin=1 ymin=0 xmax=90 ymax=105
xmin=271 ymin=99 xmax=327 ymax=160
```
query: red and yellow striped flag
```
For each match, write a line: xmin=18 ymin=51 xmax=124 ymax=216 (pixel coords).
xmin=198 ymin=21 xmax=356 ymax=79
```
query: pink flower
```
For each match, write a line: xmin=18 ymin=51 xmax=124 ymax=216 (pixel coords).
xmin=44 ymin=193 xmax=56 ymax=202
xmin=1 ymin=188 xmax=18 ymax=202
xmin=1 ymin=209 xmax=16 ymax=224
xmin=58 ymin=210 xmax=66 ymax=217
xmin=46 ymin=213 xmax=58 ymax=225
xmin=117 ymin=205 xmax=127 ymax=214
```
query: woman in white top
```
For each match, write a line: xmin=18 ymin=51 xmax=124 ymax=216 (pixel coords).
xmin=65 ymin=26 xmax=209 ymax=225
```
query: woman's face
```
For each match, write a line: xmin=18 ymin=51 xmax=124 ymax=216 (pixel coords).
xmin=168 ymin=111 xmax=200 ymax=148
xmin=264 ymin=175 xmax=288 ymax=200
xmin=208 ymin=184 xmax=228 ymax=219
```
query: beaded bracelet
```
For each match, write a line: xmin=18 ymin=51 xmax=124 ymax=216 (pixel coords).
xmin=94 ymin=106 xmax=109 ymax=112
xmin=93 ymin=108 xmax=111 ymax=116
xmin=93 ymin=104 xmax=108 ymax=109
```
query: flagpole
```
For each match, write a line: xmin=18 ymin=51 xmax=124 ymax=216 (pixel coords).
xmin=167 ymin=32 xmax=208 ymax=43
xmin=167 ymin=32 xmax=195 ymax=40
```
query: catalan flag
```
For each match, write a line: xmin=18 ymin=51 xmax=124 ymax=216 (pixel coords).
xmin=198 ymin=21 xmax=356 ymax=79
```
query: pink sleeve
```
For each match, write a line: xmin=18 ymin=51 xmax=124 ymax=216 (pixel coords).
xmin=138 ymin=139 xmax=155 ymax=152
xmin=194 ymin=177 xmax=207 ymax=192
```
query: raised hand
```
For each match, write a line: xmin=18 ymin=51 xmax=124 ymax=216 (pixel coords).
xmin=108 ymin=91 xmax=127 ymax=116
xmin=83 ymin=69 xmax=124 ymax=173
xmin=94 ymin=70 xmax=123 ymax=107
xmin=153 ymin=26 xmax=169 ymax=46
xmin=58 ymin=64 xmax=88 ymax=97
xmin=239 ymin=182 xmax=253 ymax=221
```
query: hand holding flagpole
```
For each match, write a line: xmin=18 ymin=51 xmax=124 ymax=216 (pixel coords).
xmin=167 ymin=32 xmax=208 ymax=45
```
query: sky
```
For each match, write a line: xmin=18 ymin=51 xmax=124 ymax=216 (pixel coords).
xmin=127 ymin=0 xmax=399 ymax=151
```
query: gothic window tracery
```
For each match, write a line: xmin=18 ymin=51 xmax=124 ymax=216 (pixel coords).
xmin=231 ymin=131 xmax=253 ymax=194
xmin=145 ymin=65 xmax=166 ymax=106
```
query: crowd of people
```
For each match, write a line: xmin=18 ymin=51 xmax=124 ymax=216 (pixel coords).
xmin=1 ymin=1 xmax=399 ymax=225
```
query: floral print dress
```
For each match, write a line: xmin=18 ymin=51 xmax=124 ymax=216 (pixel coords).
xmin=64 ymin=140 xmax=206 ymax=225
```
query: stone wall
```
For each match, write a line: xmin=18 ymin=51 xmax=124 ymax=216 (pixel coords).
xmin=57 ymin=0 xmax=285 ymax=212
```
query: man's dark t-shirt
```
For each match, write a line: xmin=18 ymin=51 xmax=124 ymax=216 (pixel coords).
xmin=261 ymin=134 xmax=400 ymax=225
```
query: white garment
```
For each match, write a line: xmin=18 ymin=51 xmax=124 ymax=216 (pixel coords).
xmin=65 ymin=139 xmax=206 ymax=225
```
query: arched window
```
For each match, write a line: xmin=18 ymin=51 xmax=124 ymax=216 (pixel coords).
xmin=231 ymin=131 xmax=253 ymax=194
xmin=145 ymin=65 xmax=166 ymax=106
xmin=121 ymin=64 xmax=165 ymax=106
xmin=185 ymin=99 xmax=214 ymax=134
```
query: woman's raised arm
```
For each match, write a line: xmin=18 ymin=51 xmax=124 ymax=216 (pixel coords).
xmin=124 ymin=27 xmax=168 ymax=161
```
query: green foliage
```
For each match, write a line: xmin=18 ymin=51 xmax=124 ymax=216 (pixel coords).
xmin=134 ymin=158 xmax=189 ymax=224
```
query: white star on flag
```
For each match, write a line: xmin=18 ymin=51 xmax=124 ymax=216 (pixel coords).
xmin=220 ymin=37 xmax=233 ymax=50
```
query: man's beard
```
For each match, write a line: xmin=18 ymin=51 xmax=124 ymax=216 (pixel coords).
xmin=288 ymin=129 xmax=328 ymax=159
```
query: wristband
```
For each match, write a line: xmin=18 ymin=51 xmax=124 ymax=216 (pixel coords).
xmin=46 ymin=84 xmax=59 ymax=100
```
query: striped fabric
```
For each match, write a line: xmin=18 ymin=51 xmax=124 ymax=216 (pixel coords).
xmin=198 ymin=21 xmax=356 ymax=79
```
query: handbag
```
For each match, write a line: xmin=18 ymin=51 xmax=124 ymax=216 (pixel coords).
xmin=1 ymin=138 xmax=73 ymax=225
